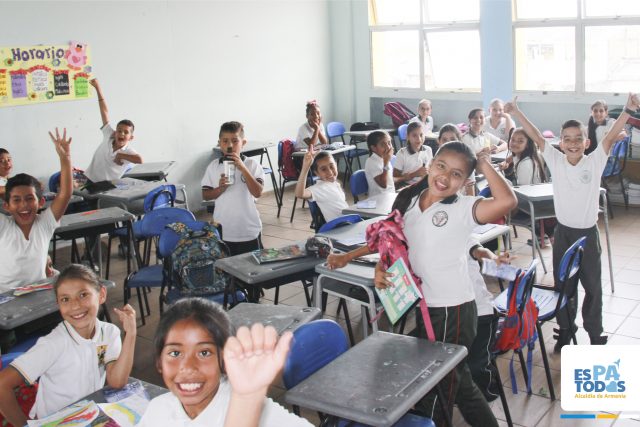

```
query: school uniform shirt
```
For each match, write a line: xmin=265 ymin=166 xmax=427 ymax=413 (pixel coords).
xmin=11 ymin=320 xmax=121 ymax=419
xmin=201 ymin=157 xmax=264 ymax=242
xmin=394 ymin=146 xmax=433 ymax=184
xmin=364 ymin=153 xmax=395 ymax=197
xmin=84 ymin=123 xmax=139 ymax=182
xmin=595 ymin=118 xmax=615 ymax=144
xmin=461 ymin=131 xmax=502 ymax=154
xmin=137 ymin=380 xmax=313 ymax=427
xmin=0 ymin=208 xmax=59 ymax=293
xmin=409 ymin=115 xmax=434 ymax=134
xmin=483 ymin=117 xmax=508 ymax=140
xmin=468 ymin=241 xmax=494 ymax=317
xmin=0 ymin=176 xmax=7 ymax=186
xmin=542 ymin=141 xmax=608 ymax=229
xmin=294 ymin=122 xmax=326 ymax=151
xmin=513 ymin=156 xmax=544 ymax=185
xmin=307 ymin=180 xmax=348 ymax=222
xmin=403 ymin=194 xmax=481 ymax=307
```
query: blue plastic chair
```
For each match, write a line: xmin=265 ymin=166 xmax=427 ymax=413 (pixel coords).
xmin=349 ymin=170 xmax=369 ymax=202
xmin=158 ymin=221 xmax=246 ymax=313
xmin=397 ymin=123 xmax=408 ymax=146
xmin=122 ymin=208 xmax=195 ymax=325
xmin=318 ymin=214 xmax=363 ymax=233
xmin=308 ymin=200 xmax=326 ymax=232
xmin=602 ymin=136 xmax=630 ymax=214
xmin=327 ymin=122 xmax=347 ymax=143
xmin=283 ymin=320 xmax=434 ymax=427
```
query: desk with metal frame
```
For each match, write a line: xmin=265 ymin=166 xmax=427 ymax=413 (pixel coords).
xmin=342 ymin=192 xmax=398 ymax=219
xmin=228 ymin=303 xmax=321 ymax=334
xmin=285 ymin=331 xmax=467 ymax=427
xmin=122 ymin=161 xmax=175 ymax=181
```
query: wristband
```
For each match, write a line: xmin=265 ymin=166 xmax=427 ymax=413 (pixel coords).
xmin=383 ymin=164 xmax=391 ymax=171
xmin=625 ymin=107 xmax=637 ymax=116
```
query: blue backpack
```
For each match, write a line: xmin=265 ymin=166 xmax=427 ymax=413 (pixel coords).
xmin=167 ymin=222 xmax=231 ymax=297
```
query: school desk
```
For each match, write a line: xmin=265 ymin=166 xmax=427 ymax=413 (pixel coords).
xmin=122 ymin=161 xmax=175 ymax=181
xmin=0 ymin=278 xmax=115 ymax=330
xmin=284 ymin=331 xmax=467 ymax=427
xmin=214 ymin=244 xmax=324 ymax=304
xmin=342 ymin=192 xmax=398 ymax=219
xmin=342 ymin=128 xmax=397 ymax=139
xmin=292 ymin=144 xmax=357 ymax=177
xmin=77 ymin=377 xmax=167 ymax=405
xmin=228 ymin=303 xmax=321 ymax=334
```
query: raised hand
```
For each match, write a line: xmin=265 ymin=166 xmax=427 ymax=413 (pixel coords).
xmin=302 ymin=144 xmax=316 ymax=169
xmin=113 ymin=304 xmax=137 ymax=336
xmin=224 ymin=324 xmax=292 ymax=397
xmin=89 ymin=78 xmax=100 ymax=89
xmin=503 ymin=96 xmax=519 ymax=115
xmin=626 ymin=93 xmax=640 ymax=111
xmin=48 ymin=127 xmax=72 ymax=160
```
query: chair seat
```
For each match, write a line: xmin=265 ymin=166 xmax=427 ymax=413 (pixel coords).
xmin=111 ymin=221 xmax=144 ymax=238
xmin=492 ymin=288 xmax=509 ymax=313
xmin=127 ymin=265 xmax=164 ymax=288
xmin=337 ymin=413 xmax=435 ymax=427
xmin=531 ymin=287 xmax=566 ymax=321
xmin=165 ymin=289 xmax=246 ymax=306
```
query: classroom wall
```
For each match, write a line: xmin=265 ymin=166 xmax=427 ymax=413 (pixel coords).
xmin=0 ymin=0 xmax=332 ymax=210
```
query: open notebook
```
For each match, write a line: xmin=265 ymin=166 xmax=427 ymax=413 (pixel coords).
xmin=251 ymin=243 xmax=307 ymax=264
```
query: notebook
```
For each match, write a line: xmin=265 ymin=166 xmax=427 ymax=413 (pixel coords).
xmin=251 ymin=243 xmax=307 ymax=264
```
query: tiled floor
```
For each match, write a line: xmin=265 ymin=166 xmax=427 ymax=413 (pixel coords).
xmin=67 ymin=184 xmax=640 ymax=427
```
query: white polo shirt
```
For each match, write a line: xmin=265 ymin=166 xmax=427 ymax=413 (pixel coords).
xmin=461 ymin=131 xmax=502 ymax=154
xmin=0 ymin=208 xmax=59 ymax=293
xmin=403 ymin=194 xmax=481 ymax=307
xmin=513 ymin=156 xmax=544 ymax=186
xmin=308 ymin=180 xmax=348 ymax=222
xmin=201 ymin=157 xmax=264 ymax=242
xmin=294 ymin=122 xmax=326 ymax=150
xmin=409 ymin=115 xmax=434 ymax=134
xmin=84 ymin=123 xmax=139 ymax=182
xmin=484 ymin=117 xmax=509 ymax=140
xmin=543 ymin=141 xmax=608 ymax=229
xmin=137 ymin=380 xmax=313 ymax=427
xmin=394 ymin=146 xmax=433 ymax=183
xmin=468 ymin=240 xmax=494 ymax=317
xmin=11 ymin=320 xmax=121 ymax=419
xmin=595 ymin=118 xmax=615 ymax=145
xmin=364 ymin=153 xmax=395 ymax=197
xmin=0 ymin=176 xmax=7 ymax=186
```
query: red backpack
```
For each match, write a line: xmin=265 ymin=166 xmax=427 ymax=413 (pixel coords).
xmin=494 ymin=263 xmax=539 ymax=394
xmin=0 ymin=357 xmax=38 ymax=426
xmin=279 ymin=139 xmax=298 ymax=180
xmin=383 ymin=102 xmax=416 ymax=127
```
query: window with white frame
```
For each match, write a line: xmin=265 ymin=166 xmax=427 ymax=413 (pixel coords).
xmin=513 ymin=0 xmax=640 ymax=94
xmin=369 ymin=0 xmax=481 ymax=92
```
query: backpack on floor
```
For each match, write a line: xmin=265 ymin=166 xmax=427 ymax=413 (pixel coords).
xmin=167 ymin=222 xmax=231 ymax=297
xmin=494 ymin=269 xmax=539 ymax=394
xmin=383 ymin=102 xmax=416 ymax=127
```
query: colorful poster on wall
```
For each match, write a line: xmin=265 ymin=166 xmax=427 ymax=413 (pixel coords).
xmin=0 ymin=41 xmax=92 ymax=107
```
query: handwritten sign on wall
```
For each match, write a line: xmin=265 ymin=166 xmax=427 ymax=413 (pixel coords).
xmin=0 ymin=41 xmax=92 ymax=107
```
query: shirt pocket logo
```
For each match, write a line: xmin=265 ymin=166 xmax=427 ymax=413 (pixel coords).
xmin=432 ymin=210 xmax=449 ymax=227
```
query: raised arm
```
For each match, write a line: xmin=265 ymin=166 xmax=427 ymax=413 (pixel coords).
xmin=474 ymin=151 xmax=517 ymax=224
xmin=295 ymin=147 xmax=315 ymax=199
xmin=49 ymin=128 xmax=72 ymax=221
xmin=89 ymin=79 xmax=109 ymax=127
xmin=601 ymin=93 xmax=640 ymax=155
xmin=106 ymin=304 xmax=137 ymax=388
xmin=504 ymin=96 xmax=546 ymax=151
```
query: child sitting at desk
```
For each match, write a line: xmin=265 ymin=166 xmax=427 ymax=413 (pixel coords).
xmin=364 ymin=130 xmax=395 ymax=197
xmin=462 ymin=108 xmax=507 ymax=154
xmin=138 ymin=298 xmax=311 ymax=427
xmin=393 ymin=122 xmax=432 ymax=187
xmin=0 ymin=129 xmax=72 ymax=293
xmin=0 ymin=264 xmax=137 ymax=426
xmin=409 ymin=99 xmax=434 ymax=134
xmin=586 ymin=99 xmax=627 ymax=155
xmin=484 ymin=98 xmax=514 ymax=141
xmin=294 ymin=100 xmax=328 ymax=151
xmin=84 ymin=79 xmax=143 ymax=183
xmin=294 ymin=145 xmax=348 ymax=223
xmin=202 ymin=121 xmax=264 ymax=255
xmin=0 ymin=148 xmax=12 ymax=199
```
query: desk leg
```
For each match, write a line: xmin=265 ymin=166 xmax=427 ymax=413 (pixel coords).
xmin=264 ymin=149 xmax=281 ymax=208
xmin=127 ymin=219 xmax=141 ymax=272
xmin=601 ymin=190 xmax=615 ymax=293
xmin=314 ymin=275 xmax=324 ymax=309
xmin=528 ymin=200 xmax=548 ymax=274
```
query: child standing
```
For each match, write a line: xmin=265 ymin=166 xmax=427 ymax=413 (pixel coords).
xmin=586 ymin=99 xmax=627 ymax=155
xmin=294 ymin=101 xmax=328 ymax=151
xmin=0 ymin=264 xmax=137 ymax=426
xmin=85 ymin=79 xmax=142 ymax=183
xmin=0 ymin=148 xmax=12 ymax=199
xmin=137 ymin=298 xmax=312 ymax=427
xmin=409 ymin=99 xmax=434 ymax=134
xmin=462 ymin=109 xmax=507 ymax=154
xmin=0 ymin=129 xmax=72 ymax=293
xmin=393 ymin=122 xmax=432 ymax=187
xmin=484 ymin=98 xmax=515 ymax=140
xmin=505 ymin=94 xmax=639 ymax=350
xmin=364 ymin=130 xmax=395 ymax=197
xmin=294 ymin=145 xmax=348 ymax=223
xmin=202 ymin=121 xmax=264 ymax=255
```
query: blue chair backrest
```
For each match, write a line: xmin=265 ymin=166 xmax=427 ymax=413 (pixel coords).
xmin=138 ymin=207 xmax=196 ymax=239
xmin=508 ymin=258 xmax=538 ymax=310
xmin=1 ymin=352 xmax=25 ymax=369
xmin=478 ymin=186 xmax=492 ymax=198
xmin=158 ymin=220 xmax=213 ymax=258
xmin=398 ymin=124 xmax=408 ymax=142
xmin=327 ymin=122 xmax=346 ymax=139
xmin=283 ymin=319 xmax=349 ymax=389
xmin=349 ymin=170 xmax=368 ymax=198
xmin=49 ymin=172 xmax=61 ymax=193
xmin=318 ymin=214 xmax=363 ymax=233
xmin=557 ymin=236 xmax=587 ymax=283
xmin=143 ymin=185 xmax=177 ymax=212
xmin=603 ymin=137 xmax=629 ymax=177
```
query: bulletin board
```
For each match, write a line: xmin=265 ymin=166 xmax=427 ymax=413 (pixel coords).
xmin=0 ymin=41 xmax=93 ymax=107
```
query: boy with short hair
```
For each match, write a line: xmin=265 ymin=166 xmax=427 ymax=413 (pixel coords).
xmin=505 ymin=93 xmax=640 ymax=350
xmin=295 ymin=146 xmax=348 ymax=223
xmin=0 ymin=128 xmax=73 ymax=293
xmin=0 ymin=148 xmax=12 ymax=199
xmin=202 ymin=121 xmax=265 ymax=255
xmin=364 ymin=130 xmax=395 ymax=197
xmin=84 ymin=79 xmax=142 ymax=183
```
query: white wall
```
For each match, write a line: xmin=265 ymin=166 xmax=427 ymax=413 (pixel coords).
xmin=0 ymin=0 xmax=332 ymax=209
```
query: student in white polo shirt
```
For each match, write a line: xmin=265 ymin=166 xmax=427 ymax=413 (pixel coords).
xmin=84 ymin=79 xmax=142 ymax=183
xmin=202 ymin=121 xmax=265 ymax=255
xmin=0 ymin=265 xmax=136 ymax=426
xmin=505 ymin=94 xmax=640 ymax=351
xmin=461 ymin=108 xmax=507 ymax=155
xmin=294 ymin=146 xmax=348 ymax=224
xmin=364 ymin=130 xmax=395 ymax=197
xmin=393 ymin=121 xmax=432 ymax=188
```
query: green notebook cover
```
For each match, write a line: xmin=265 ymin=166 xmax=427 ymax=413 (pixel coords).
xmin=375 ymin=258 xmax=422 ymax=324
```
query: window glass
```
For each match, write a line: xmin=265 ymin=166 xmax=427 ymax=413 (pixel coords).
xmin=585 ymin=25 xmax=640 ymax=92
xmin=371 ymin=31 xmax=421 ymax=88
xmin=584 ymin=0 xmax=640 ymax=17
xmin=424 ymin=31 xmax=481 ymax=91
xmin=514 ymin=0 xmax=576 ymax=19
xmin=423 ymin=0 xmax=479 ymax=22
xmin=369 ymin=0 xmax=420 ymax=25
